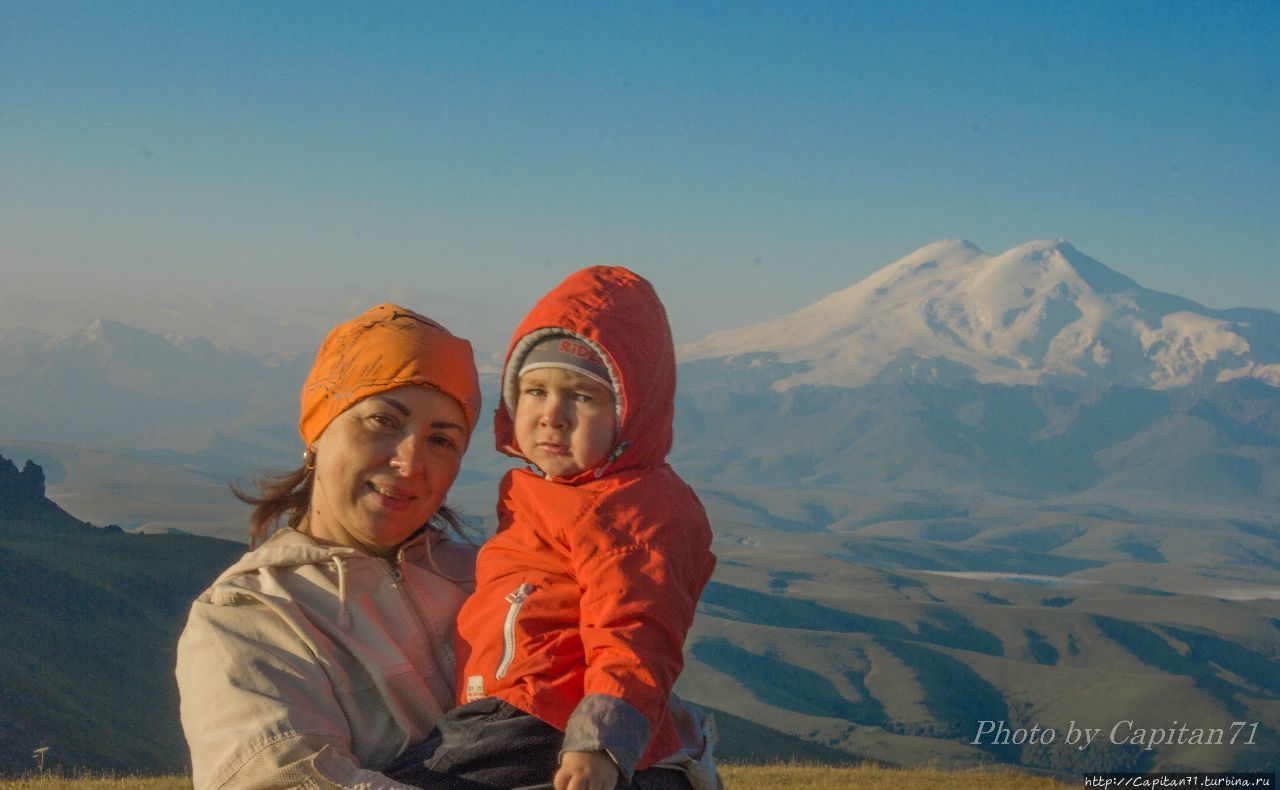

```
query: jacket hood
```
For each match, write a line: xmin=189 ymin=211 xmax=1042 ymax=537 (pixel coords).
xmin=495 ymin=266 xmax=676 ymax=481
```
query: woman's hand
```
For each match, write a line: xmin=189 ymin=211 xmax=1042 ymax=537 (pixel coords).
xmin=554 ymin=750 xmax=620 ymax=790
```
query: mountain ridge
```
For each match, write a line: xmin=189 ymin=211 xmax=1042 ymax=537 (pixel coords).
xmin=4 ymin=239 xmax=1279 ymax=537
xmin=680 ymin=240 xmax=1280 ymax=391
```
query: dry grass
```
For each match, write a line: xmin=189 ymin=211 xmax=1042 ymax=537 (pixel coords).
xmin=0 ymin=764 xmax=1071 ymax=789
xmin=0 ymin=774 xmax=187 ymax=790
xmin=719 ymin=762 xmax=1069 ymax=789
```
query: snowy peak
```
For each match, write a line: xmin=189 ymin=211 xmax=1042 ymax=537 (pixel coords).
xmin=1049 ymin=242 xmax=1142 ymax=295
xmin=48 ymin=319 xmax=224 ymax=364
xmin=58 ymin=318 xmax=212 ymax=353
xmin=59 ymin=318 xmax=137 ymax=348
xmin=681 ymin=240 xmax=1280 ymax=391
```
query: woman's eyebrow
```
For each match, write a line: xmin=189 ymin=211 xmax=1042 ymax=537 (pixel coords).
xmin=370 ymin=396 xmax=464 ymax=432
xmin=373 ymin=396 xmax=411 ymax=416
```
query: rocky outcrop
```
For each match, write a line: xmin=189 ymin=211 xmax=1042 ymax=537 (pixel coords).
xmin=0 ymin=453 xmax=74 ymax=526
xmin=0 ymin=455 xmax=45 ymax=501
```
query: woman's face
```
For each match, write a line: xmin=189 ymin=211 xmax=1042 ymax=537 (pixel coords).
xmin=305 ymin=385 xmax=468 ymax=557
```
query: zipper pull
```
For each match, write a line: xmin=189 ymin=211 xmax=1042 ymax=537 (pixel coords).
xmin=496 ymin=582 xmax=535 ymax=681
xmin=506 ymin=582 xmax=533 ymax=604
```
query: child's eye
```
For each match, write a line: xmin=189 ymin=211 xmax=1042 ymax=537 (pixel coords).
xmin=573 ymin=392 xmax=596 ymax=404
xmin=522 ymin=387 xmax=546 ymax=398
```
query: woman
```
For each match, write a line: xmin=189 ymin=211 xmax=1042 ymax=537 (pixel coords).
xmin=176 ymin=303 xmax=483 ymax=789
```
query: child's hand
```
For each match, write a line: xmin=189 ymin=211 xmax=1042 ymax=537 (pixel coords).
xmin=554 ymin=750 xmax=620 ymax=790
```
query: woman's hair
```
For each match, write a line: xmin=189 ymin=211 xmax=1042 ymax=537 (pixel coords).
xmin=233 ymin=467 xmax=469 ymax=548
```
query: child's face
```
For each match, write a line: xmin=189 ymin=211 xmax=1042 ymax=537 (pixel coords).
xmin=514 ymin=367 xmax=617 ymax=479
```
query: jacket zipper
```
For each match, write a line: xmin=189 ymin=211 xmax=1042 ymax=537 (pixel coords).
xmin=495 ymin=582 xmax=534 ymax=680
xmin=388 ymin=552 xmax=441 ymax=677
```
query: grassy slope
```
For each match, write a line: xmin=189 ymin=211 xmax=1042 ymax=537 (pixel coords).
xmin=0 ymin=764 xmax=1074 ymax=789
xmin=0 ymin=507 xmax=245 ymax=775
xmin=5 ymin=507 xmax=1278 ymax=777
xmin=704 ymin=707 xmax=861 ymax=766
xmin=680 ymin=529 xmax=1280 ymax=776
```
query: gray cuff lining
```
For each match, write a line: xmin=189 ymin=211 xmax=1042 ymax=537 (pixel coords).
xmin=561 ymin=693 xmax=651 ymax=781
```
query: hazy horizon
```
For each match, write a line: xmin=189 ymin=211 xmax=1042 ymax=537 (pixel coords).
xmin=3 ymin=2 xmax=1277 ymax=360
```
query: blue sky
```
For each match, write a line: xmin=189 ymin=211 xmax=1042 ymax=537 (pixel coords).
xmin=2 ymin=1 xmax=1277 ymax=361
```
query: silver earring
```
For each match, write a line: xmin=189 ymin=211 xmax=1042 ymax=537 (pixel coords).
xmin=302 ymin=447 xmax=317 ymax=470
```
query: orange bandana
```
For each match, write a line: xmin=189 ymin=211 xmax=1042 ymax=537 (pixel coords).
xmin=299 ymin=304 xmax=481 ymax=446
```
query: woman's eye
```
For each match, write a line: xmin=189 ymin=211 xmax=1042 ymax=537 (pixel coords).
xmin=369 ymin=413 xmax=398 ymax=429
xmin=430 ymin=435 xmax=459 ymax=452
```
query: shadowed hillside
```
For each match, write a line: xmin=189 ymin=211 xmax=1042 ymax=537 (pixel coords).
xmin=0 ymin=454 xmax=246 ymax=775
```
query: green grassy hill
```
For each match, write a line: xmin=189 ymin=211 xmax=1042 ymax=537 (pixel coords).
xmin=678 ymin=525 xmax=1280 ymax=776
xmin=0 ymin=468 xmax=245 ymax=775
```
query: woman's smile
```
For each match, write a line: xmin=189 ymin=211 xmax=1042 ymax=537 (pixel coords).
xmin=368 ymin=481 xmax=417 ymax=507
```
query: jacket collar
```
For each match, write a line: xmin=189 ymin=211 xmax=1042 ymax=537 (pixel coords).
xmin=215 ymin=526 xmax=438 ymax=582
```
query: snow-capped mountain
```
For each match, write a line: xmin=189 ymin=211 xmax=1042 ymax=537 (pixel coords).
xmin=680 ymin=240 xmax=1280 ymax=391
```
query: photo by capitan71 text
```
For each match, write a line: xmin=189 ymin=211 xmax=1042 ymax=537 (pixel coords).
xmin=970 ymin=720 xmax=1262 ymax=752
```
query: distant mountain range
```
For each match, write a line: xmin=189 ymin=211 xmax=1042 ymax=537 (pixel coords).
xmin=0 ymin=317 xmax=306 ymax=460
xmin=682 ymin=239 xmax=1280 ymax=391
xmin=2 ymin=239 xmax=1278 ymax=553
xmin=668 ymin=241 xmax=1280 ymax=545
xmin=3 ymin=240 xmax=1277 ymax=519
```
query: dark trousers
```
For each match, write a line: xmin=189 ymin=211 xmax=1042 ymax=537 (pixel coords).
xmin=386 ymin=698 xmax=692 ymax=790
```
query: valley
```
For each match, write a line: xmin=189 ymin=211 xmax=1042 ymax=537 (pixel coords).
xmin=679 ymin=518 xmax=1279 ymax=774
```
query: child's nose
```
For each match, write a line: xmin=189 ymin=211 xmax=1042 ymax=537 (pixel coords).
xmin=539 ymin=396 xmax=571 ymax=427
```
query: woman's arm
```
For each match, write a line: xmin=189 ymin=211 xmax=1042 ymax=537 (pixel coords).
xmin=176 ymin=595 xmax=417 ymax=790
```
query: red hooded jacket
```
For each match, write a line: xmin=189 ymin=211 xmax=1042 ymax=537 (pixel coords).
xmin=453 ymin=266 xmax=716 ymax=773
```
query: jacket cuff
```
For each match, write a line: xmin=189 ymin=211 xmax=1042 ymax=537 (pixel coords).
xmin=562 ymin=693 xmax=651 ymax=781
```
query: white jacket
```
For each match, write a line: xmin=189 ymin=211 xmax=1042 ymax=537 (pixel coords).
xmin=176 ymin=527 xmax=476 ymax=790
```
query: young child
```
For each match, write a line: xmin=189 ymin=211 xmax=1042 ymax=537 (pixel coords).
xmin=390 ymin=267 xmax=718 ymax=790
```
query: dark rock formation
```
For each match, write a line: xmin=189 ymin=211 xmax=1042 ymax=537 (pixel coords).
xmin=0 ymin=454 xmax=44 ymax=500
xmin=0 ymin=453 xmax=69 ymax=525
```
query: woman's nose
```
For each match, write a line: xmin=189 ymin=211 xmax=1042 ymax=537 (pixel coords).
xmin=390 ymin=435 xmax=425 ymax=475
